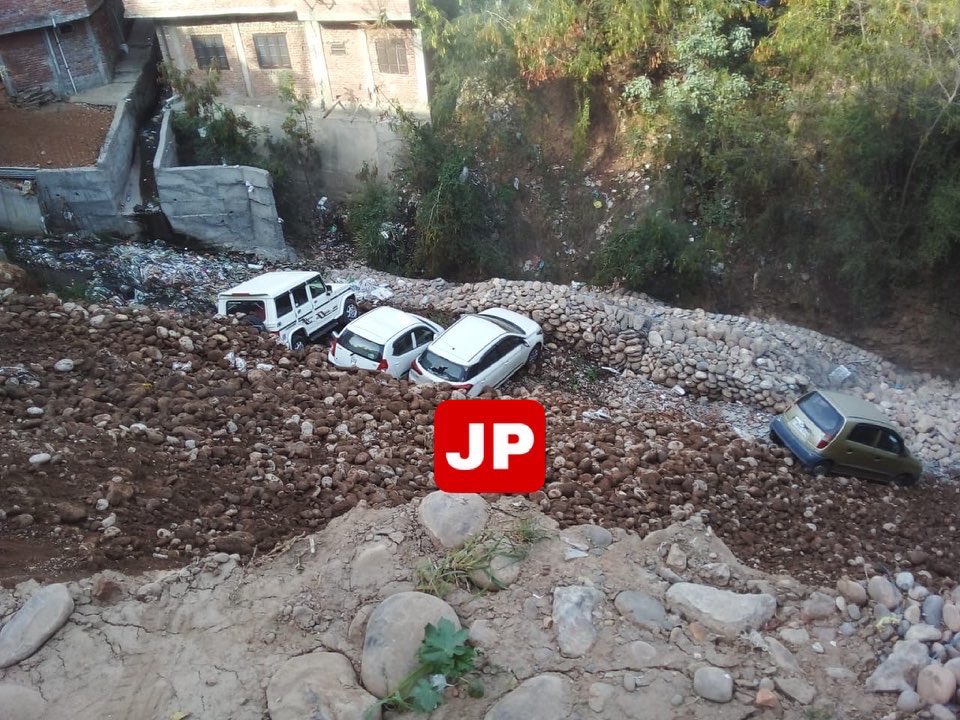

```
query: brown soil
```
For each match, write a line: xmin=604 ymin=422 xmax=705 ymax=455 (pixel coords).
xmin=0 ymin=102 xmax=113 ymax=168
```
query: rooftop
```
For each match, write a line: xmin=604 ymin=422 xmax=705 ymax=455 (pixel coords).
xmin=219 ymin=271 xmax=320 ymax=297
xmin=345 ymin=306 xmax=422 ymax=344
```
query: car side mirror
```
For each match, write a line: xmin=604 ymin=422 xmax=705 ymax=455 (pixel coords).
xmin=331 ymin=330 xmax=340 ymax=339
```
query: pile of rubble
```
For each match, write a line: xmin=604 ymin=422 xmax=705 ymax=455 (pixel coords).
xmin=1 ymin=288 xmax=959 ymax=589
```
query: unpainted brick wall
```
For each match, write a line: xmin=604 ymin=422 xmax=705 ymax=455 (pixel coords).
xmin=90 ymin=4 xmax=119 ymax=80
xmin=0 ymin=30 xmax=55 ymax=93
xmin=163 ymin=18 xmax=423 ymax=110
xmin=363 ymin=28 xmax=420 ymax=110
xmin=237 ymin=20 xmax=312 ymax=100
xmin=166 ymin=21 xmax=249 ymax=97
xmin=320 ymin=26 xmax=370 ymax=106
xmin=0 ymin=0 xmax=95 ymax=34
xmin=0 ymin=4 xmax=121 ymax=96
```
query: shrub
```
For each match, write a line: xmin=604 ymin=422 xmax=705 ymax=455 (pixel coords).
xmin=594 ymin=212 xmax=715 ymax=298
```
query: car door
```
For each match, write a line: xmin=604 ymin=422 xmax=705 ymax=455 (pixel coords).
xmin=290 ymin=283 xmax=317 ymax=333
xmin=870 ymin=428 xmax=909 ymax=479
xmin=481 ymin=338 xmax=520 ymax=389
xmin=307 ymin=276 xmax=336 ymax=324
xmin=467 ymin=345 xmax=502 ymax=392
xmin=389 ymin=329 xmax=419 ymax=376
xmin=495 ymin=336 xmax=528 ymax=382
xmin=841 ymin=423 xmax=882 ymax=478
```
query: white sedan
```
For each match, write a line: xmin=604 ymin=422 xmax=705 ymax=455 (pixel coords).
xmin=408 ymin=308 xmax=544 ymax=397
xmin=328 ymin=306 xmax=443 ymax=378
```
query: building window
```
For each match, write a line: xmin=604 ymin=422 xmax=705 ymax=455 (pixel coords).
xmin=329 ymin=41 xmax=347 ymax=56
xmin=253 ymin=33 xmax=291 ymax=69
xmin=191 ymin=35 xmax=229 ymax=71
xmin=374 ymin=38 xmax=408 ymax=75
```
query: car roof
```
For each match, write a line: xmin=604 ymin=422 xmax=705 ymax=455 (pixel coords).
xmin=430 ymin=314 xmax=510 ymax=364
xmin=345 ymin=307 xmax=429 ymax=344
xmin=815 ymin=390 xmax=897 ymax=426
xmin=219 ymin=271 xmax=320 ymax=297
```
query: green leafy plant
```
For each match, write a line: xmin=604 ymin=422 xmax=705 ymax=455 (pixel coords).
xmin=158 ymin=61 xmax=262 ymax=167
xmin=594 ymin=211 xmax=716 ymax=299
xmin=365 ymin=618 xmax=481 ymax=718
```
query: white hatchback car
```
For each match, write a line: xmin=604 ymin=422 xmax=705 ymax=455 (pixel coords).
xmin=408 ymin=308 xmax=544 ymax=397
xmin=328 ymin=306 xmax=444 ymax=378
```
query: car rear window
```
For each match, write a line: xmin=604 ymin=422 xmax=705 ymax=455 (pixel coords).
xmin=798 ymin=392 xmax=844 ymax=435
xmin=420 ymin=350 xmax=469 ymax=382
xmin=338 ymin=330 xmax=383 ymax=362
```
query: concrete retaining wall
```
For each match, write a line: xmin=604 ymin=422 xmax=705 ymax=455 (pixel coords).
xmin=0 ymin=181 xmax=44 ymax=234
xmin=234 ymin=103 xmax=405 ymax=201
xmin=153 ymin=110 xmax=291 ymax=260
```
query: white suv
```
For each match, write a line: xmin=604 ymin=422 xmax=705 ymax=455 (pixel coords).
xmin=408 ymin=308 xmax=543 ymax=397
xmin=328 ymin=306 xmax=443 ymax=378
xmin=216 ymin=271 xmax=357 ymax=351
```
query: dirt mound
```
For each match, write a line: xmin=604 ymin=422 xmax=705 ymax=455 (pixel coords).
xmin=0 ymin=504 xmax=895 ymax=720
xmin=1 ymin=289 xmax=959 ymax=591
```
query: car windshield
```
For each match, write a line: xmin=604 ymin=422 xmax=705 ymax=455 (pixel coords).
xmin=419 ymin=349 xmax=469 ymax=382
xmin=338 ymin=330 xmax=383 ymax=362
xmin=798 ymin=392 xmax=844 ymax=434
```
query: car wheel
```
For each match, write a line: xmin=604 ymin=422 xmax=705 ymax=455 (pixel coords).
xmin=341 ymin=298 xmax=359 ymax=324
xmin=769 ymin=428 xmax=783 ymax=446
xmin=810 ymin=461 xmax=832 ymax=478
xmin=525 ymin=343 xmax=542 ymax=368
xmin=894 ymin=473 xmax=919 ymax=487
xmin=291 ymin=333 xmax=307 ymax=352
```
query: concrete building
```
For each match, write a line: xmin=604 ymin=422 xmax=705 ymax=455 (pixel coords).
xmin=0 ymin=0 xmax=128 ymax=99
xmin=122 ymin=0 xmax=429 ymax=116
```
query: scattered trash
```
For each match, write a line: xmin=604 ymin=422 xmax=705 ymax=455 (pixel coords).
xmin=828 ymin=364 xmax=852 ymax=385
xmin=255 ymin=363 xmax=274 ymax=371
xmin=171 ymin=361 xmax=193 ymax=373
xmin=582 ymin=409 xmax=613 ymax=422
xmin=337 ymin=277 xmax=395 ymax=302
xmin=224 ymin=352 xmax=247 ymax=373
xmin=672 ymin=385 xmax=686 ymax=396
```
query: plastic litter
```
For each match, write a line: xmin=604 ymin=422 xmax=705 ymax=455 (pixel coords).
xmin=828 ymin=364 xmax=852 ymax=385
xmin=224 ymin=352 xmax=247 ymax=373
xmin=582 ymin=409 xmax=613 ymax=422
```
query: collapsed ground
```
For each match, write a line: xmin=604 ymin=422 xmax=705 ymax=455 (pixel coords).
xmin=1 ymin=288 xmax=959 ymax=592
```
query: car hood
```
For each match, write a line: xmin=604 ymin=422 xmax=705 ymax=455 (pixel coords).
xmin=327 ymin=282 xmax=352 ymax=296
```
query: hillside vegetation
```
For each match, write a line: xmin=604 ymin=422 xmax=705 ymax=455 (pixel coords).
xmin=349 ymin=0 xmax=960 ymax=348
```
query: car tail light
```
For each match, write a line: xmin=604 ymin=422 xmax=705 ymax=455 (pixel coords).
xmin=330 ymin=336 xmax=338 ymax=353
xmin=816 ymin=435 xmax=833 ymax=449
xmin=451 ymin=383 xmax=473 ymax=392
xmin=411 ymin=359 xmax=422 ymax=375
xmin=377 ymin=358 xmax=389 ymax=372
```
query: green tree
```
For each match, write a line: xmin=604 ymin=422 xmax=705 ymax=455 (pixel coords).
xmin=158 ymin=62 xmax=262 ymax=167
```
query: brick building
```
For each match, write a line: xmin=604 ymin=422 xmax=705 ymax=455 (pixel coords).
xmin=123 ymin=0 xmax=429 ymax=115
xmin=0 ymin=0 xmax=128 ymax=99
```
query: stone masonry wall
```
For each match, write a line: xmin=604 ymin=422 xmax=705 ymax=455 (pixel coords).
xmin=330 ymin=266 xmax=960 ymax=472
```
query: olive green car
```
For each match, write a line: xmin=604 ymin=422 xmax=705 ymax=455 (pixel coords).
xmin=769 ymin=390 xmax=922 ymax=485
